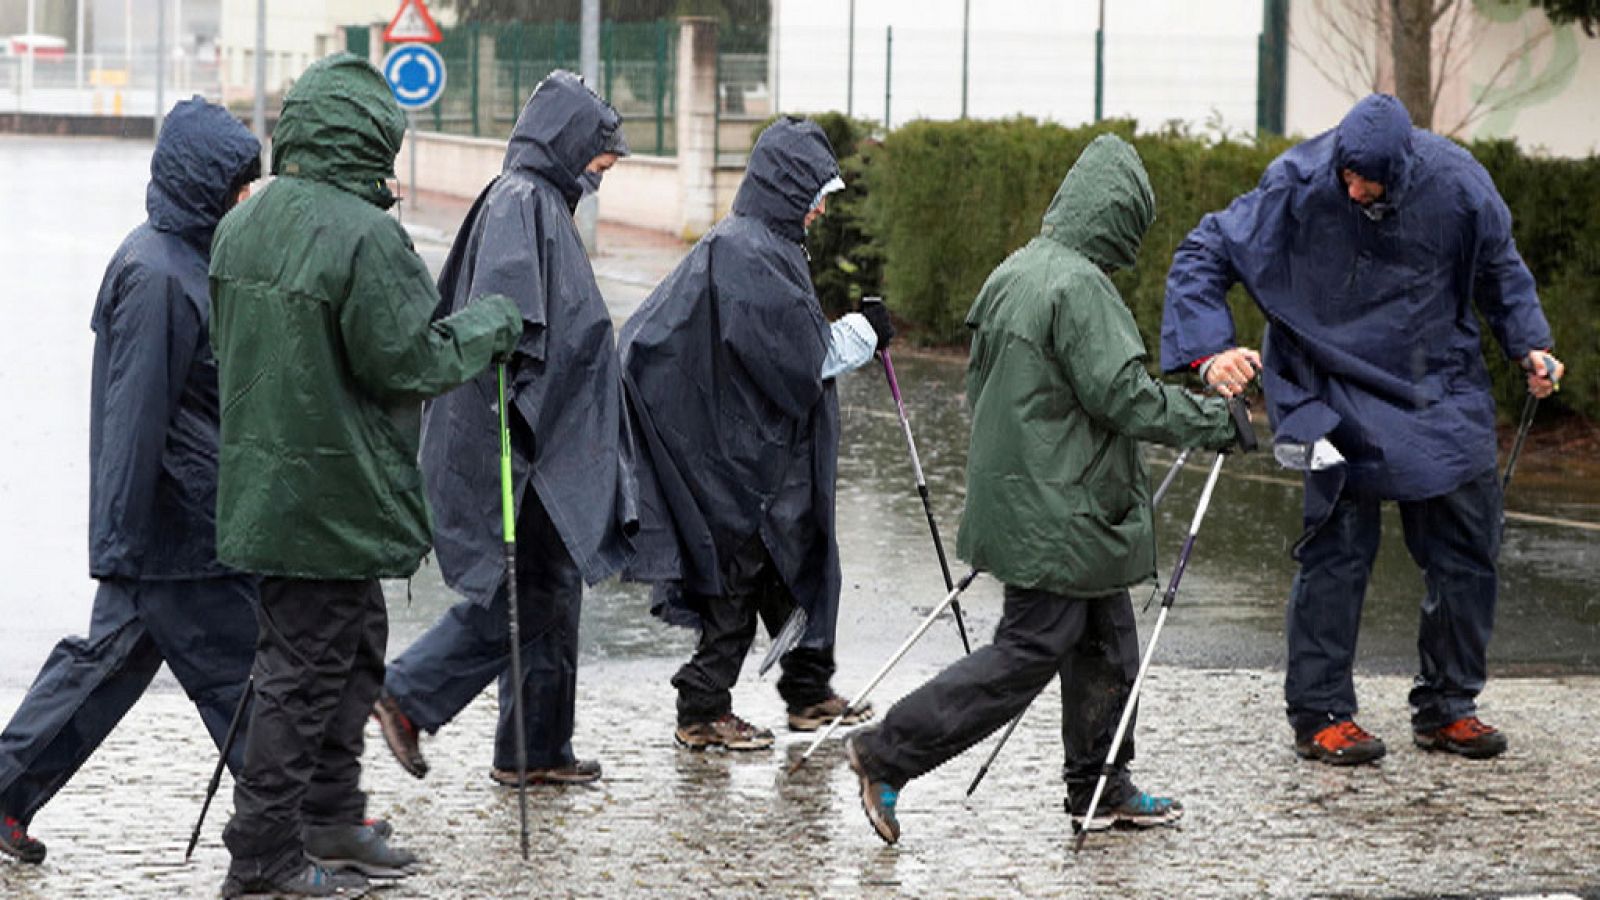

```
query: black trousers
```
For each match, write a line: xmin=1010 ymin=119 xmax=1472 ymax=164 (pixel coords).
xmin=223 ymin=578 xmax=387 ymax=880
xmin=672 ymin=538 xmax=835 ymax=726
xmin=855 ymin=585 xmax=1141 ymax=811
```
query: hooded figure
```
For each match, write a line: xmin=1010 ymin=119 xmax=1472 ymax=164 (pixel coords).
xmin=844 ymin=135 xmax=1239 ymax=847
xmin=0 ymin=97 xmax=261 ymax=866
xmin=210 ymin=54 xmax=521 ymax=896
xmin=376 ymin=70 xmax=633 ymax=788
xmin=619 ymin=117 xmax=884 ymax=750
xmin=1159 ymin=94 xmax=1560 ymax=765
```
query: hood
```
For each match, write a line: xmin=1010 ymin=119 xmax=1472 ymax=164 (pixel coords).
xmin=1332 ymin=93 xmax=1414 ymax=207
xmin=271 ymin=53 xmax=406 ymax=209
xmin=147 ymin=96 xmax=261 ymax=250
xmin=504 ymin=70 xmax=627 ymax=211
xmin=732 ymin=117 xmax=841 ymax=244
xmin=1039 ymin=133 xmax=1154 ymax=272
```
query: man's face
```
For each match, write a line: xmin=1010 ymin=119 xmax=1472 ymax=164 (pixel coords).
xmin=1341 ymin=168 xmax=1385 ymax=206
xmin=586 ymin=152 xmax=620 ymax=174
xmin=804 ymin=196 xmax=827 ymax=229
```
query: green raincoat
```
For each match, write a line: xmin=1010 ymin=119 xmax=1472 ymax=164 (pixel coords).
xmin=209 ymin=54 xmax=522 ymax=579
xmin=956 ymin=134 xmax=1236 ymax=597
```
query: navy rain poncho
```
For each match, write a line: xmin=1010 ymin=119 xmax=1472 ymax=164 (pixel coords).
xmin=89 ymin=96 xmax=261 ymax=579
xmin=621 ymin=117 xmax=845 ymax=648
xmin=1161 ymin=94 xmax=1551 ymax=526
xmin=420 ymin=71 xmax=637 ymax=602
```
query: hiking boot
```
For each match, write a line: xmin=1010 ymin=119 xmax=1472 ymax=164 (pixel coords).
xmin=305 ymin=823 xmax=418 ymax=879
xmin=1 ymin=815 xmax=45 ymax=864
xmin=1414 ymin=716 xmax=1508 ymax=760
xmin=1294 ymin=720 xmax=1387 ymax=766
xmin=363 ymin=819 xmax=392 ymax=841
xmin=220 ymin=862 xmax=369 ymax=898
xmin=845 ymin=735 xmax=901 ymax=845
xmin=371 ymin=691 xmax=428 ymax=779
xmin=674 ymin=713 xmax=775 ymax=751
xmin=1069 ymin=791 xmax=1185 ymax=832
xmin=787 ymin=695 xmax=875 ymax=732
xmin=491 ymin=759 xmax=603 ymax=786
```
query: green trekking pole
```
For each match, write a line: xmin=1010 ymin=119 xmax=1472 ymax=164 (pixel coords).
xmin=498 ymin=363 xmax=531 ymax=861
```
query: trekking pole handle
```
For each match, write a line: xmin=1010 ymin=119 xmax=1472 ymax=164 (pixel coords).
xmin=1227 ymin=397 xmax=1257 ymax=454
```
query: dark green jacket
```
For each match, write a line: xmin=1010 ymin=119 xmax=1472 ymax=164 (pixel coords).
xmin=956 ymin=134 xmax=1235 ymax=598
xmin=209 ymin=54 xmax=522 ymax=579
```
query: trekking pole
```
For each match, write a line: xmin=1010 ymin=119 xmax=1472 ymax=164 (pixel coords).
xmin=1501 ymin=353 xmax=1558 ymax=497
xmin=1074 ymin=400 xmax=1255 ymax=853
xmin=787 ymin=569 xmax=981 ymax=776
xmin=185 ymin=677 xmax=252 ymax=861
xmin=498 ymin=362 xmax=531 ymax=861
xmin=965 ymin=448 xmax=1193 ymax=799
xmin=879 ymin=345 xmax=973 ymax=655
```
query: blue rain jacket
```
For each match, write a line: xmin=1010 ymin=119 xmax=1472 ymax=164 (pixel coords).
xmin=420 ymin=71 xmax=637 ymax=602
xmin=620 ymin=117 xmax=845 ymax=649
xmin=1161 ymin=94 xmax=1551 ymax=519
xmin=88 ymin=97 xmax=261 ymax=579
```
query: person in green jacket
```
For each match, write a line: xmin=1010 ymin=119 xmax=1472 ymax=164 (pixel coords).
xmin=209 ymin=54 xmax=522 ymax=898
xmin=844 ymin=134 xmax=1245 ymax=846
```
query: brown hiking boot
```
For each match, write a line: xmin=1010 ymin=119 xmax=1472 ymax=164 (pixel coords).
xmin=674 ymin=713 xmax=775 ymax=751
xmin=371 ymin=692 xmax=428 ymax=779
xmin=788 ymin=695 xmax=875 ymax=732
xmin=1414 ymin=716 xmax=1508 ymax=759
xmin=1294 ymin=720 xmax=1387 ymax=766
xmin=490 ymin=759 xmax=603 ymax=786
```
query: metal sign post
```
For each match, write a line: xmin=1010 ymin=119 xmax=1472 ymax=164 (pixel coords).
xmin=381 ymin=42 xmax=445 ymax=216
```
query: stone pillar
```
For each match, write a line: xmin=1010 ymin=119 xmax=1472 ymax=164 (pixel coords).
xmin=676 ymin=17 xmax=718 ymax=240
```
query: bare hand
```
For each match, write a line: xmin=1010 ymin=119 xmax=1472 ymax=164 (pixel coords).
xmin=1203 ymin=347 xmax=1263 ymax=398
xmin=1524 ymin=351 xmax=1564 ymax=399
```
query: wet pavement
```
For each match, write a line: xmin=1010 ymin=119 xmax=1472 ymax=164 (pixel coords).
xmin=3 ymin=135 xmax=1599 ymax=897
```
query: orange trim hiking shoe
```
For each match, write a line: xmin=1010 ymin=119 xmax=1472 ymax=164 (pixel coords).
xmin=372 ymin=691 xmax=429 ymax=779
xmin=1 ymin=815 xmax=45 ymax=864
xmin=788 ymin=694 xmax=875 ymax=732
xmin=1294 ymin=720 xmax=1387 ymax=766
xmin=1414 ymin=716 xmax=1508 ymax=759
xmin=674 ymin=713 xmax=775 ymax=751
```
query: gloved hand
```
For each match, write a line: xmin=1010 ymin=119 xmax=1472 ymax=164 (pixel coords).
xmin=860 ymin=297 xmax=896 ymax=353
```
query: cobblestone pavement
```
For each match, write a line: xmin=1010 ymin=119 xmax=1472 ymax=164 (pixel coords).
xmin=3 ymin=650 xmax=1598 ymax=898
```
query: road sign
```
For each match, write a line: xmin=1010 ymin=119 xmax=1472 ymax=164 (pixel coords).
xmin=382 ymin=44 xmax=446 ymax=111
xmin=383 ymin=0 xmax=443 ymax=44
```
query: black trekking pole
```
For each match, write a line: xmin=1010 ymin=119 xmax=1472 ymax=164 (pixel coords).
xmin=1501 ymin=353 xmax=1558 ymax=499
xmin=1073 ymin=399 xmax=1255 ymax=853
xmin=185 ymin=676 xmax=252 ymax=861
xmin=787 ymin=569 xmax=982 ymax=776
xmin=964 ymin=448 xmax=1194 ymax=799
xmin=879 ymin=341 xmax=973 ymax=655
xmin=497 ymin=363 xmax=531 ymax=861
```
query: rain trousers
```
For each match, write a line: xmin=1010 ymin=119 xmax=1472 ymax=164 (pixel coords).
xmin=0 ymin=97 xmax=261 ymax=831
xmin=209 ymin=54 xmax=521 ymax=883
xmin=856 ymin=135 xmax=1235 ymax=798
xmin=386 ymin=71 xmax=635 ymax=771
xmin=620 ymin=117 xmax=862 ymax=723
xmin=1158 ymin=94 xmax=1552 ymax=738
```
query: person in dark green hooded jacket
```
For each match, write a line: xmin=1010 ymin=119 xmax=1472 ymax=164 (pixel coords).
xmin=209 ymin=54 xmax=522 ymax=897
xmin=845 ymin=134 xmax=1244 ymax=846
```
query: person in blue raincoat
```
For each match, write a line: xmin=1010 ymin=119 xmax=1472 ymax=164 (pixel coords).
xmin=620 ymin=117 xmax=892 ymax=751
xmin=372 ymin=71 xmax=634 ymax=788
xmin=1160 ymin=94 xmax=1565 ymax=766
xmin=0 ymin=98 xmax=262 ymax=865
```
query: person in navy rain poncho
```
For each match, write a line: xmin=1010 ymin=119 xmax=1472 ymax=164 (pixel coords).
xmin=620 ymin=117 xmax=891 ymax=751
xmin=0 ymin=98 xmax=262 ymax=865
xmin=373 ymin=71 xmax=635 ymax=787
xmin=1160 ymin=94 xmax=1565 ymax=766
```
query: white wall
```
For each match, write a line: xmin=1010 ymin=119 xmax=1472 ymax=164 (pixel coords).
xmin=773 ymin=0 xmax=1261 ymax=134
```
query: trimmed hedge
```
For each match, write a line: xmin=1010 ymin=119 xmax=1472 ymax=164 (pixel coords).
xmin=856 ymin=117 xmax=1599 ymax=422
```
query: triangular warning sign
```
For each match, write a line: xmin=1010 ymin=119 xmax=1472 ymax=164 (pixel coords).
xmin=384 ymin=0 xmax=443 ymax=43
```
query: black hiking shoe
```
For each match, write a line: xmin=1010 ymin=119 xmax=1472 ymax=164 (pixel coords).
xmin=674 ymin=713 xmax=774 ymax=751
xmin=1294 ymin=720 xmax=1387 ymax=766
xmin=491 ymin=758 xmax=603 ymax=786
xmin=845 ymin=735 xmax=901 ymax=845
xmin=220 ymin=862 xmax=369 ymax=898
xmin=305 ymin=822 xmax=418 ymax=879
xmin=1069 ymin=790 xmax=1186 ymax=832
xmin=787 ymin=695 xmax=875 ymax=732
xmin=371 ymin=691 xmax=429 ymax=779
xmin=1414 ymin=716 xmax=1508 ymax=759
xmin=1 ymin=815 xmax=46 ymax=864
